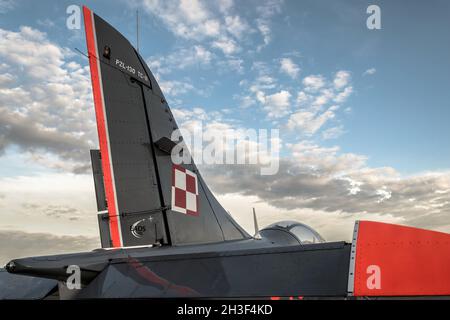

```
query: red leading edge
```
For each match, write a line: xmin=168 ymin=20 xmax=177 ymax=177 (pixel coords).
xmin=83 ymin=6 xmax=122 ymax=247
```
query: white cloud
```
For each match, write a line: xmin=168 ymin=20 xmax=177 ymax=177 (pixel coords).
xmin=203 ymin=142 xmax=450 ymax=235
xmin=214 ymin=192 xmax=406 ymax=243
xmin=280 ymin=58 xmax=300 ymax=79
xmin=148 ymin=45 xmax=213 ymax=75
xmin=225 ymin=15 xmax=250 ymax=40
xmin=0 ymin=173 xmax=99 ymax=238
xmin=0 ymin=26 xmax=96 ymax=173
xmin=202 ymin=19 xmax=222 ymax=37
xmin=322 ymin=125 xmax=345 ymax=140
xmin=296 ymin=91 xmax=308 ymax=106
xmin=158 ymin=79 xmax=195 ymax=97
xmin=0 ymin=0 xmax=15 ymax=13
xmin=302 ymin=75 xmax=326 ymax=92
xmin=256 ymin=20 xmax=271 ymax=46
xmin=238 ymin=60 xmax=294 ymax=118
xmin=218 ymin=0 xmax=234 ymax=13
xmin=0 ymin=73 xmax=14 ymax=85
xmin=333 ymin=70 xmax=351 ymax=90
xmin=242 ymin=63 xmax=353 ymax=130
xmin=138 ymin=0 xmax=267 ymax=55
xmin=238 ymin=95 xmax=256 ymax=108
xmin=376 ymin=187 xmax=392 ymax=203
xmin=37 ymin=18 xmax=55 ymax=28
xmin=212 ymin=37 xmax=239 ymax=55
xmin=137 ymin=0 xmax=282 ymax=52
xmin=311 ymin=89 xmax=334 ymax=109
xmin=334 ymin=86 xmax=353 ymax=103
xmin=218 ymin=57 xmax=245 ymax=74
xmin=171 ymin=105 xmax=281 ymax=168
xmin=287 ymin=107 xmax=337 ymax=135
xmin=179 ymin=0 xmax=208 ymax=23
xmin=363 ymin=68 xmax=377 ymax=76
xmin=283 ymin=70 xmax=353 ymax=136
xmin=259 ymin=90 xmax=292 ymax=119
xmin=141 ymin=0 xmax=217 ymax=40
xmin=255 ymin=0 xmax=283 ymax=49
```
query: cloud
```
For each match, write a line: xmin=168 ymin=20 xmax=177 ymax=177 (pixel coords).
xmin=286 ymin=71 xmax=353 ymax=136
xmin=166 ymin=109 xmax=450 ymax=241
xmin=201 ymin=142 xmax=450 ymax=234
xmin=334 ymin=86 xmax=353 ymax=103
xmin=363 ymin=68 xmax=377 ymax=76
xmin=158 ymin=79 xmax=195 ymax=97
xmin=255 ymin=0 xmax=284 ymax=49
xmin=0 ymin=173 xmax=98 ymax=237
xmin=215 ymin=193 xmax=406 ymax=242
xmin=0 ymin=0 xmax=15 ymax=14
xmin=138 ymin=0 xmax=240 ymax=49
xmin=322 ymin=125 xmax=345 ymax=140
xmin=240 ymin=63 xmax=353 ymax=132
xmin=280 ymin=58 xmax=300 ymax=79
xmin=212 ymin=37 xmax=239 ymax=55
xmin=239 ymin=60 xmax=296 ymax=119
xmin=0 ymin=26 xmax=96 ymax=173
xmin=0 ymin=230 xmax=98 ymax=265
xmin=148 ymin=45 xmax=214 ymax=75
xmin=258 ymin=90 xmax=292 ymax=119
xmin=0 ymin=110 xmax=92 ymax=166
xmin=137 ymin=0 xmax=281 ymax=54
xmin=225 ymin=15 xmax=251 ymax=40
xmin=138 ymin=0 xmax=220 ymax=39
xmin=333 ymin=71 xmax=351 ymax=90
xmin=21 ymin=203 xmax=84 ymax=221
xmin=36 ymin=19 xmax=55 ymax=28
xmin=0 ymin=73 xmax=14 ymax=85
xmin=148 ymin=44 xmax=244 ymax=77
xmin=302 ymin=75 xmax=326 ymax=92
xmin=287 ymin=107 xmax=337 ymax=135
xmin=171 ymin=105 xmax=281 ymax=170
xmin=0 ymin=172 xmax=101 ymax=264
xmin=218 ymin=57 xmax=245 ymax=74
xmin=218 ymin=0 xmax=234 ymax=13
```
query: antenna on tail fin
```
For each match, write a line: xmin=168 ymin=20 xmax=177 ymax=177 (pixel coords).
xmin=136 ymin=9 xmax=140 ymax=53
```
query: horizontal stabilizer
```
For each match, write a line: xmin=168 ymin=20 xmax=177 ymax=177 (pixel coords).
xmin=349 ymin=221 xmax=450 ymax=296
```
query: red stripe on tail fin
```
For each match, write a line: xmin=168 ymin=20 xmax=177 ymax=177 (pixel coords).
xmin=83 ymin=6 xmax=122 ymax=247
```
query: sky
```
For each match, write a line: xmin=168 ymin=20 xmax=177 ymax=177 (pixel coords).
xmin=0 ymin=0 xmax=450 ymax=264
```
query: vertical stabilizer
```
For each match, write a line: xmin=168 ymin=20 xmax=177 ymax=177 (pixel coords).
xmin=83 ymin=6 xmax=249 ymax=248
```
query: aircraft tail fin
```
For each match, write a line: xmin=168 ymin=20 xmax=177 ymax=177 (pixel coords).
xmin=83 ymin=6 xmax=249 ymax=248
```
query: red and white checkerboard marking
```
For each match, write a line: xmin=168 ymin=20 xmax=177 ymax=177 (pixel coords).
xmin=171 ymin=165 xmax=199 ymax=216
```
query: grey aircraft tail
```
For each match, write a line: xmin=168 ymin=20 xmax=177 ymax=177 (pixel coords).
xmin=83 ymin=6 xmax=249 ymax=248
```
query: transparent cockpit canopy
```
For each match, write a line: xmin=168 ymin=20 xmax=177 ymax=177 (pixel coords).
xmin=265 ymin=221 xmax=326 ymax=244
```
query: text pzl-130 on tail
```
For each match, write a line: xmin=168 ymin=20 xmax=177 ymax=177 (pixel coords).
xmin=1 ymin=6 xmax=450 ymax=300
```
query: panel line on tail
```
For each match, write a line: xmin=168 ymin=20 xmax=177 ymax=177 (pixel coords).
xmin=137 ymin=82 xmax=173 ymax=245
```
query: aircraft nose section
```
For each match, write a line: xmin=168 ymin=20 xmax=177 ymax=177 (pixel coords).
xmin=5 ymin=260 xmax=17 ymax=273
xmin=4 ymin=252 xmax=109 ymax=283
xmin=4 ymin=258 xmax=34 ymax=275
xmin=5 ymin=258 xmax=36 ymax=275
